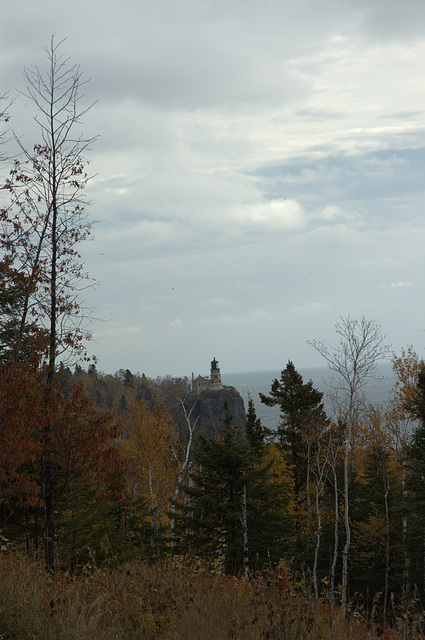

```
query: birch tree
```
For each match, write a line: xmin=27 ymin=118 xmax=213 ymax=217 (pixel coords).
xmin=124 ymin=400 xmax=179 ymax=535
xmin=308 ymin=315 xmax=390 ymax=615
xmin=328 ymin=422 xmax=341 ymax=607
xmin=311 ymin=426 xmax=330 ymax=601
xmin=169 ymin=394 xmax=199 ymax=543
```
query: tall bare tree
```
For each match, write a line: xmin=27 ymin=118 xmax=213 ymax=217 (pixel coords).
xmin=0 ymin=38 xmax=97 ymax=571
xmin=308 ymin=315 xmax=390 ymax=615
xmin=0 ymin=93 xmax=11 ymax=169
xmin=1 ymin=37 xmax=97 ymax=372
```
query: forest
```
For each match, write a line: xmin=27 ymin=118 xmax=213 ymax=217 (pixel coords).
xmin=1 ymin=40 xmax=425 ymax=639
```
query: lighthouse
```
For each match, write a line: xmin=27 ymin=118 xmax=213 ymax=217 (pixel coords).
xmin=192 ymin=357 xmax=224 ymax=393
xmin=210 ymin=357 xmax=222 ymax=388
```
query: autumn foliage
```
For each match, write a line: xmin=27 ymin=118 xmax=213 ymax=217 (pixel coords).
xmin=123 ymin=399 xmax=180 ymax=532
xmin=0 ymin=363 xmax=43 ymax=509
xmin=0 ymin=361 xmax=128 ymax=560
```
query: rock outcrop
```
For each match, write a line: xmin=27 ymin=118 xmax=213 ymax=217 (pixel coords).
xmin=189 ymin=385 xmax=246 ymax=439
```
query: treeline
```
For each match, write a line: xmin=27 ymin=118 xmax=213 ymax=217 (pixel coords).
xmin=67 ymin=327 xmax=425 ymax=629
xmin=2 ymin=326 xmax=425 ymax=629
xmin=64 ymin=364 xmax=200 ymax=444
xmin=0 ymin=359 xmax=199 ymax=570
xmin=59 ymin=363 xmax=169 ymax=413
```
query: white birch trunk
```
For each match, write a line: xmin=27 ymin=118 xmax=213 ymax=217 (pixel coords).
xmin=312 ymin=443 xmax=326 ymax=601
xmin=169 ymin=398 xmax=198 ymax=544
xmin=241 ymin=484 xmax=249 ymax=580
xmin=330 ymin=449 xmax=339 ymax=608
xmin=306 ymin=440 xmax=311 ymax=533
xmin=383 ymin=474 xmax=390 ymax=627
xmin=341 ymin=437 xmax=350 ymax=617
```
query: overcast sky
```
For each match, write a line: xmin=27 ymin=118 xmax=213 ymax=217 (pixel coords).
xmin=2 ymin=1 xmax=425 ymax=378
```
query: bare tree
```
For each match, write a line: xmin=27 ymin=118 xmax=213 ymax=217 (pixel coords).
xmin=308 ymin=315 xmax=390 ymax=615
xmin=0 ymin=38 xmax=97 ymax=571
xmin=0 ymin=93 xmax=12 ymax=171
xmin=1 ymin=37 xmax=97 ymax=372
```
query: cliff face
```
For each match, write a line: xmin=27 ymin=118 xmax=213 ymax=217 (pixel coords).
xmin=189 ymin=386 xmax=246 ymax=439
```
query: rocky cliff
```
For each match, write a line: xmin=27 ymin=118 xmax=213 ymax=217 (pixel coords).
xmin=189 ymin=385 xmax=246 ymax=439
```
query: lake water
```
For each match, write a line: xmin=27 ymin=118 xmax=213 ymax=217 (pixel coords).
xmin=222 ymin=363 xmax=397 ymax=431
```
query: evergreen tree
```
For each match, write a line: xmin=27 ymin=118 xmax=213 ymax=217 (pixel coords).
xmin=403 ymin=363 xmax=425 ymax=597
xmin=123 ymin=369 xmax=136 ymax=388
xmin=55 ymin=480 xmax=136 ymax=571
xmin=260 ymin=361 xmax=327 ymax=494
xmin=245 ymin=395 xmax=270 ymax=454
xmin=173 ymin=403 xmax=290 ymax=575
xmin=349 ymin=446 xmax=397 ymax=616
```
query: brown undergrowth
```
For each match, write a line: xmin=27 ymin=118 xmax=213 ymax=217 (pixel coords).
xmin=0 ymin=554 xmax=419 ymax=639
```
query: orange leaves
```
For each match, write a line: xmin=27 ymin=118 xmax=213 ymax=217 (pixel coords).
xmin=360 ymin=405 xmax=394 ymax=451
xmin=0 ymin=362 xmax=127 ymax=513
xmin=0 ymin=363 xmax=43 ymax=508
xmin=383 ymin=347 xmax=424 ymax=451
xmin=262 ymin=442 xmax=296 ymax=522
xmin=392 ymin=347 xmax=423 ymax=415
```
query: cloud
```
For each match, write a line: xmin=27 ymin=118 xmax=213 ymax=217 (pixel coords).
xmin=96 ymin=174 xmax=140 ymax=193
xmin=94 ymin=219 xmax=184 ymax=258
xmin=356 ymin=0 xmax=425 ymax=41
xmin=314 ymin=205 xmax=358 ymax=223
xmin=202 ymin=309 xmax=274 ymax=327
xmin=3 ymin=1 xmax=425 ymax=378
xmin=102 ymin=323 xmax=142 ymax=336
xmin=236 ymin=199 xmax=305 ymax=231
xmin=201 ymin=297 xmax=230 ymax=307
xmin=291 ymin=302 xmax=332 ymax=315
xmin=125 ymin=325 xmax=142 ymax=335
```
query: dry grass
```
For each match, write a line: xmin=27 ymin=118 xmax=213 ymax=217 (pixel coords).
xmin=0 ymin=554 xmax=419 ymax=639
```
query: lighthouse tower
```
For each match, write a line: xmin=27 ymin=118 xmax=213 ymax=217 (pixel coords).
xmin=209 ymin=357 xmax=223 ymax=390
xmin=192 ymin=357 xmax=224 ymax=393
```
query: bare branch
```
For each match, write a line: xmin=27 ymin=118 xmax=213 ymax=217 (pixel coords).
xmin=2 ymin=37 xmax=98 ymax=369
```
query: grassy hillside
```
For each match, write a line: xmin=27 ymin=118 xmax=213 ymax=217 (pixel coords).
xmin=0 ymin=554 xmax=412 ymax=639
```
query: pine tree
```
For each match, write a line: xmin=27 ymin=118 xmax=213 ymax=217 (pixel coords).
xmin=173 ymin=403 xmax=290 ymax=575
xmin=245 ymin=395 xmax=270 ymax=454
xmin=123 ymin=369 xmax=136 ymax=388
xmin=260 ymin=361 xmax=326 ymax=494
